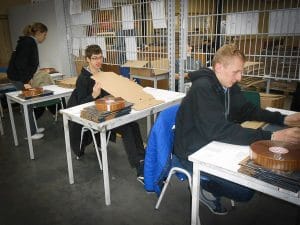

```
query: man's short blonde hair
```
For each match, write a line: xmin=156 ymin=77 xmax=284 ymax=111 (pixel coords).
xmin=212 ymin=44 xmax=246 ymax=69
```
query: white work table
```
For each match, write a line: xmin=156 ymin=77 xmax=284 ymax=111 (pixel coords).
xmin=6 ymin=85 xmax=73 ymax=159
xmin=130 ymin=73 xmax=169 ymax=89
xmin=60 ymin=87 xmax=185 ymax=206
xmin=188 ymin=107 xmax=300 ymax=225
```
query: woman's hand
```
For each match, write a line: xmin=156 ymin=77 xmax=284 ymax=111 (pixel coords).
xmin=284 ymin=112 xmax=300 ymax=127
xmin=92 ymin=81 xmax=102 ymax=99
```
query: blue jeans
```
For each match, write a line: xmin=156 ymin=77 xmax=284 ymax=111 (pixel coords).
xmin=180 ymin=159 xmax=254 ymax=202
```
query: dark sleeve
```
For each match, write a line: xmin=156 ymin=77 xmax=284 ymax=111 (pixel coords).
xmin=75 ymin=75 xmax=95 ymax=104
xmin=191 ymin=80 xmax=272 ymax=146
xmin=14 ymin=40 xmax=37 ymax=83
xmin=229 ymin=85 xmax=285 ymax=125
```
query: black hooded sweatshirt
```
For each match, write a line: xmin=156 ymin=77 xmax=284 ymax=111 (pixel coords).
xmin=67 ymin=68 xmax=109 ymax=155
xmin=174 ymin=68 xmax=285 ymax=166
xmin=7 ymin=36 xmax=39 ymax=84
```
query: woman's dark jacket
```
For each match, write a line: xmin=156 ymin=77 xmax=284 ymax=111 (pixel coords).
xmin=174 ymin=68 xmax=285 ymax=166
xmin=7 ymin=36 xmax=39 ymax=84
xmin=67 ymin=68 xmax=110 ymax=156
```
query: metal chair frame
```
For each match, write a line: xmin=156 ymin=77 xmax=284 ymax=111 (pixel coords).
xmin=79 ymin=126 xmax=111 ymax=171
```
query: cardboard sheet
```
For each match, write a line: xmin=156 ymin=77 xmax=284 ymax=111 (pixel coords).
xmin=92 ymin=71 xmax=164 ymax=110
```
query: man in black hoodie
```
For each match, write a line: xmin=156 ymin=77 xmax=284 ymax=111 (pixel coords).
xmin=67 ymin=45 xmax=145 ymax=181
xmin=174 ymin=44 xmax=300 ymax=215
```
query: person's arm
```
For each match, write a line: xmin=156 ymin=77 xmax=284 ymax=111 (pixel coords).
xmin=75 ymin=75 xmax=96 ymax=104
xmin=284 ymin=112 xmax=300 ymax=127
xmin=91 ymin=81 xmax=102 ymax=99
xmin=271 ymin=112 xmax=300 ymax=144
xmin=271 ymin=127 xmax=300 ymax=144
xmin=229 ymin=85 xmax=285 ymax=125
xmin=228 ymin=85 xmax=300 ymax=144
xmin=14 ymin=39 xmax=37 ymax=84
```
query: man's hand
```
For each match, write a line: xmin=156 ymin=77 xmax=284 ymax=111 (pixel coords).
xmin=92 ymin=81 xmax=101 ymax=99
xmin=284 ymin=112 xmax=300 ymax=127
xmin=272 ymin=127 xmax=300 ymax=144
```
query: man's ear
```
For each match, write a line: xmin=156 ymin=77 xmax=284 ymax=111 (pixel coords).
xmin=214 ymin=62 xmax=222 ymax=73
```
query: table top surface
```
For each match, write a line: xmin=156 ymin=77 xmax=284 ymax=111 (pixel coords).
xmin=60 ymin=87 xmax=185 ymax=128
xmin=188 ymin=141 xmax=250 ymax=172
xmin=5 ymin=85 xmax=73 ymax=102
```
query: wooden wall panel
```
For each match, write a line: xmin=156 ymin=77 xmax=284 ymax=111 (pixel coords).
xmin=0 ymin=15 xmax=12 ymax=67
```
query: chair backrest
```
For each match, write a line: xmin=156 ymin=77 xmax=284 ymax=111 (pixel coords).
xmin=242 ymin=90 xmax=261 ymax=107
xmin=144 ymin=104 xmax=181 ymax=194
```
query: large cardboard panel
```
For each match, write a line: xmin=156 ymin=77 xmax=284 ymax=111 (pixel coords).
xmin=92 ymin=72 xmax=164 ymax=110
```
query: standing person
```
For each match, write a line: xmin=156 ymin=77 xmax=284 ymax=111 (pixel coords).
xmin=174 ymin=44 xmax=300 ymax=215
xmin=67 ymin=45 xmax=145 ymax=181
xmin=7 ymin=22 xmax=48 ymax=140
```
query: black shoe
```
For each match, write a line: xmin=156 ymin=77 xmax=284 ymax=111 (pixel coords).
xmin=75 ymin=151 xmax=84 ymax=160
xmin=200 ymin=188 xmax=228 ymax=215
xmin=137 ymin=176 xmax=144 ymax=185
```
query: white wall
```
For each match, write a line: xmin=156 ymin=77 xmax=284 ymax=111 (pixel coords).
xmin=8 ymin=0 xmax=71 ymax=75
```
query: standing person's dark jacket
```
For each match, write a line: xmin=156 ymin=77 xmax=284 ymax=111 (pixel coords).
xmin=7 ymin=36 xmax=39 ymax=83
xmin=174 ymin=68 xmax=285 ymax=167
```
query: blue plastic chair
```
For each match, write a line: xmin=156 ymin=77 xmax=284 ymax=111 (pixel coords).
xmin=143 ymin=104 xmax=192 ymax=209
xmin=146 ymin=105 xmax=235 ymax=211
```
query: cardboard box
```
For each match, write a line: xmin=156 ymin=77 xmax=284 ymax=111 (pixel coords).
xmin=56 ymin=77 xmax=77 ymax=89
xmin=74 ymin=60 xmax=86 ymax=75
xmin=260 ymin=93 xmax=285 ymax=109
xmin=92 ymin=71 xmax=164 ymax=110
xmin=0 ymin=73 xmax=9 ymax=84
xmin=102 ymin=63 xmax=120 ymax=75
xmin=137 ymin=46 xmax=167 ymax=61
xmin=123 ymin=59 xmax=169 ymax=77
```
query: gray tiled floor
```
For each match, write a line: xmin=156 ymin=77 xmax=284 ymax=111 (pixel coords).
xmin=0 ymin=107 xmax=299 ymax=225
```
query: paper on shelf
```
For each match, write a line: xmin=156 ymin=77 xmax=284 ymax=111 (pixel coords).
xmin=150 ymin=0 xmax=167 ymax=29
xmin=125 ymin=37 xmax=137 ymax=60
xmin=70 ymin=0 xmax=82 ymax=14
xmin=122 ymin=5 xmax=134 ymax=30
